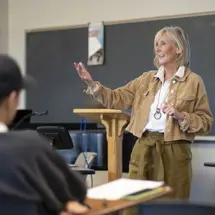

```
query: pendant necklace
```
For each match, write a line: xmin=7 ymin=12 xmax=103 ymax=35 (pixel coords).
xmin=154 ymin=84 xmax=169 ymax=120
xmin=154 ymin=107 xmax=162 ymax=120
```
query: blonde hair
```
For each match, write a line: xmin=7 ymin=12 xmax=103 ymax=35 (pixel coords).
xmin=153 ymin=26 xmax=190 ymax=68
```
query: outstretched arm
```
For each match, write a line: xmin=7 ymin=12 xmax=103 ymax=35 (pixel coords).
xmin=74 ymin=62 xmax=146 ymax=110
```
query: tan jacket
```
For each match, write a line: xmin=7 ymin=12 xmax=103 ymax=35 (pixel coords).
xmin=91 ymin=68 xmax=213 ymax=142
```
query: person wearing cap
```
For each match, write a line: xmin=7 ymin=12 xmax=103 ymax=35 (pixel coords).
xmin=75 ymin=26 xmax=213 ymax=215
xmin=0 ymin=54 xmax=88 ymax=215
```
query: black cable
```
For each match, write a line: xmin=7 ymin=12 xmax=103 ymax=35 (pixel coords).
xmin=11 ymin=110 xmax=48 ymax=130
xmin=79 ymin=118 xmax=94 ymax=188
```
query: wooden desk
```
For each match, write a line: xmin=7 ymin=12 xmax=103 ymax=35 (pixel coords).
xmin=73 ymin=109 xmax=130 ymax=181
xmin=84 ymin=186 xmax=172 ymax=215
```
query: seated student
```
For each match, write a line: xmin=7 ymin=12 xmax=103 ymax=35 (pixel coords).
xmin=0 ymin=54 xmax=88 ymax=215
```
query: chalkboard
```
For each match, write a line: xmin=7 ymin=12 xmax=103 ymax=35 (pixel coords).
xmin=26 ymin=13 xmax=215 ymax=134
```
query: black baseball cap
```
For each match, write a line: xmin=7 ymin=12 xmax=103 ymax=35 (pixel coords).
xmin=0 ymin=54 xmax=34 ymax=101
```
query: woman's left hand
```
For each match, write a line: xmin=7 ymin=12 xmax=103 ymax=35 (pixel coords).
xmin=162 ymin=101 xmax=184 ymax=121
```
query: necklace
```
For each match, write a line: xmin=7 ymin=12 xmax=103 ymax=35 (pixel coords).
xmin=153 ymin=84 xmax=169 ymax=120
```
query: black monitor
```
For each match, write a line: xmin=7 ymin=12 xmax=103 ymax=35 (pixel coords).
xmin=36 ymin=126 xmax=73 ymax=149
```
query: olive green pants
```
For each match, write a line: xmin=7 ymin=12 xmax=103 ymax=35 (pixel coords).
xmin=123 ymin=131 xmax=192 ymax=215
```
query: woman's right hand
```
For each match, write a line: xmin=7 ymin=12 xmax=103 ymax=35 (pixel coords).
xmin=74 ymin=62 xmax=94 ymax=86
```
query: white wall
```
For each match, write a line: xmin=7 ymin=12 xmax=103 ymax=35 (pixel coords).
xmin=0 ymin=0 xmax=8 ymax=54
xmin=8 ymin=0 xmax=215 ymax=204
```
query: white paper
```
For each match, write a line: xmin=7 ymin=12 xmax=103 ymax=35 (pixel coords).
xmin=87 ymin=178 xmax=164 ymax=200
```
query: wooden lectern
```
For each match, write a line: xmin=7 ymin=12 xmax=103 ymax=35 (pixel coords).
xmin=73 ymin=109 xmax=130 ymax=181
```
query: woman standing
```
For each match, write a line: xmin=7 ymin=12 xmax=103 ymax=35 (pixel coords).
xmin=74 ymin=26 xmax=213 ymax=212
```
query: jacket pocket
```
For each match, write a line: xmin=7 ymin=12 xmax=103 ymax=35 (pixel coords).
xmin=179 ymin=95 xmax=195 ymax=101
xmin=176 ymin=94 xmax=196 ymax=112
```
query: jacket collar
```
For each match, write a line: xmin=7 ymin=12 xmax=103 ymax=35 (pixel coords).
xmin=153 ymin=66 xmax=191 ymax=82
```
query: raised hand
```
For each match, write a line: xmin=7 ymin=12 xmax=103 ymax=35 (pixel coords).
xmin=74 ymin=62 xmax=93 ymax=86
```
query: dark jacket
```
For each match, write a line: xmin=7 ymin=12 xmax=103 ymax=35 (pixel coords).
xmin=0 ymin=130 xmax=87 ymax=215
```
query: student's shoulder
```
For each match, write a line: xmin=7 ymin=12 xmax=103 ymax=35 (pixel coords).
xmin=9 ymin=130 xmax=50 ymax=151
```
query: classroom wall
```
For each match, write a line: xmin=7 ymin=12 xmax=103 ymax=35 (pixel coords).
xmin=8 ymin=0 xmax=215 ymax=108
xmin=7 ymin=0 xmax=215 ymax=203
xmin=0 ymin=0 xmax=8 ymax=54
